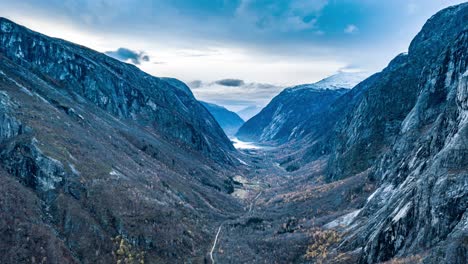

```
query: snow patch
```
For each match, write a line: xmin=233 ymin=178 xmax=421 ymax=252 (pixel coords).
xmin=367 ymin=184 xmax=394 ymax=203
xmin=325 ymin=209 xmax=362 ymax=229
xmin=69 ymin=163 xmax=80 ymax=176
xmin=110 ymin=169 xmax=120 ymax=176
xmin=237 ymin=158 xmax=248 ymax=165
xmin=147 ymin=100 xmax=157 ymax=111
xmin=289 ymin=72 xmax=370 ymax=92
xmin=462 ymin=69 xmax=468 ymax=77
xmin=392 ymin=202 xmax=412 ymax=222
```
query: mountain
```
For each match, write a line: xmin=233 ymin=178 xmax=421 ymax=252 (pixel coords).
xmin=1 ymin=3 xmax=467 ymax=264
xmin=200 ymin=101 xmax=244 ymax=136
xmin=293 ymin=71 xmax=370 ymax=91
xmin=275 ymin=4 xmax=468 ymax=263
xmin=236 ymin=105 xmax=263 ymax=120
xmin=236 ymin=72 xmax=368 ymax=143
xmin=337 ymin=5 xmax=468 ymax=263
xmin=221 ymin=4 xmax=467 ymax=263
xmin=0 ymin=17 xmax=243 ymax=263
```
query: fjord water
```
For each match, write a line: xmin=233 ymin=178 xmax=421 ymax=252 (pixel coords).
xmin=230 ymin=137 xmax=263 ymax=150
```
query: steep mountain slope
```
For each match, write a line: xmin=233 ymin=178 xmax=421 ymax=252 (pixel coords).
xmin=292 ymin=3 xmax=468 ymax=183
xmin=339 ymin=5 xmax=468 ymax=263
xmin=236 ymin=72 xmax=367 ymax=144
xmin=0 ymin=18 xmax=234 ymax=162
xmin=224 ymin=4 xmax=467 ymax=263
xmin=279 ymin=3 xmax=468 ymax=263
xmin=0 ymin=18 xmax=243 ymax=263
xmin=200 ymin=101 xmax=245 ymax=136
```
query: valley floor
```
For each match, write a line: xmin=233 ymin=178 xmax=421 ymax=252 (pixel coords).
xmin=208 ymin=143 xmax=375 ymax=263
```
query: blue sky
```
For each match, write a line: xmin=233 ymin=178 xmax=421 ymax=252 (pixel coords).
xmin=0 ymin=0 xmax=465 ymax=111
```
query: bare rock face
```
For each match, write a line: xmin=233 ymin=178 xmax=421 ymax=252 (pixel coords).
xmin=0 ymin=91 xmax=22 ymax=141
xmin=236 ymin=87 xmax=347 ymax=144
xmin=348 ymin=29 xmax=468 ymax=264
xmin=262 ymin=3 xmax=467 ymax=263
xmin=327 ymin=4 xmax=468 ymax=263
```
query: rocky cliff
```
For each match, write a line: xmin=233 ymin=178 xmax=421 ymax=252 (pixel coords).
xmin=254 ymin=4 xmax=468 ymax=263
xmin=340 ymin=5 xmax=468 ymax=263
xmin=292 ymin=3 xmax=468 ymax=263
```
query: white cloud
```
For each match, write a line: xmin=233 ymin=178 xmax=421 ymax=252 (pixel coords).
xmin=344 ymin=24 xmax=358 ymax=34
xmin=235 ymin=0 xmax=328 ymax=32
xmin=189 ymin=80 xmax=284 ymax=110
xmin=344 ymin=24 xmax=359 ymax=34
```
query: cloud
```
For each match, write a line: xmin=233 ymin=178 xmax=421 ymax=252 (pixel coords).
xmin=235 ymin=0 xmax=328 ymax=32
xmin=188 ymin=80 xmax=203 ymax=89
xmin=190 ymin=79 xmax=284 ymax=111
xmin=5 ymin=0 xmax=465 ymax=92
xmin=338 ymin=64 xmax=367 ymax=73
xmin=344 ymin=24 xmax=359 ymax=34
xmin=105 ymin=47 xmax=150 ymax=65
xmin=214 ymin=79 xmax=245 ymax=87
xmin=176 ymin=48 xmax=222 ymax=57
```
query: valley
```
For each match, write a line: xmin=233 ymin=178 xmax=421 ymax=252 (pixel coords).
xmin=0 ymin=2 xmax=467 ymax=264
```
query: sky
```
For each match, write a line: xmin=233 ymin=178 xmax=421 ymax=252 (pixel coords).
xmin=0 ymin=0 xmax=465 ymax=112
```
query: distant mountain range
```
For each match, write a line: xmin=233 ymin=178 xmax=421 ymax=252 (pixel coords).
xmin=236 ymin=105 xmax=263 ymax=120
xmin=236 ymin=72 xmax=369 ymax=143
xmin=200 ymin=101 xmax=244 ymax=136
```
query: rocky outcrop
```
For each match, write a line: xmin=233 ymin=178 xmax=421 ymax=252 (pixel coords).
xmin=0 ymin=91 xmax=22 ymax=142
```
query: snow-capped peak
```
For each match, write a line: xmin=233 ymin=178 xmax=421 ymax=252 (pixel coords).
xmin=288 ymin=72 xmax=370 ymax=92
xmin=314 ymin=72 xmax=370 ymax=89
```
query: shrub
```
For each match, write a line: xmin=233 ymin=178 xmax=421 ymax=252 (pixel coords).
xmin=112 ymin=236 xmax=145 ymax=264
xmin=305 ymin=229 xmax=341 ymax=264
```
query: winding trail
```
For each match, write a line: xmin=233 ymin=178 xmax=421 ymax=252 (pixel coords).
xmin=209 ymin=144 xmax=278 ymax=263
xmin=210 ymin=189 xmax=263 ymax=263
xmin=210 ymin=224 xmax=223 ymax=264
